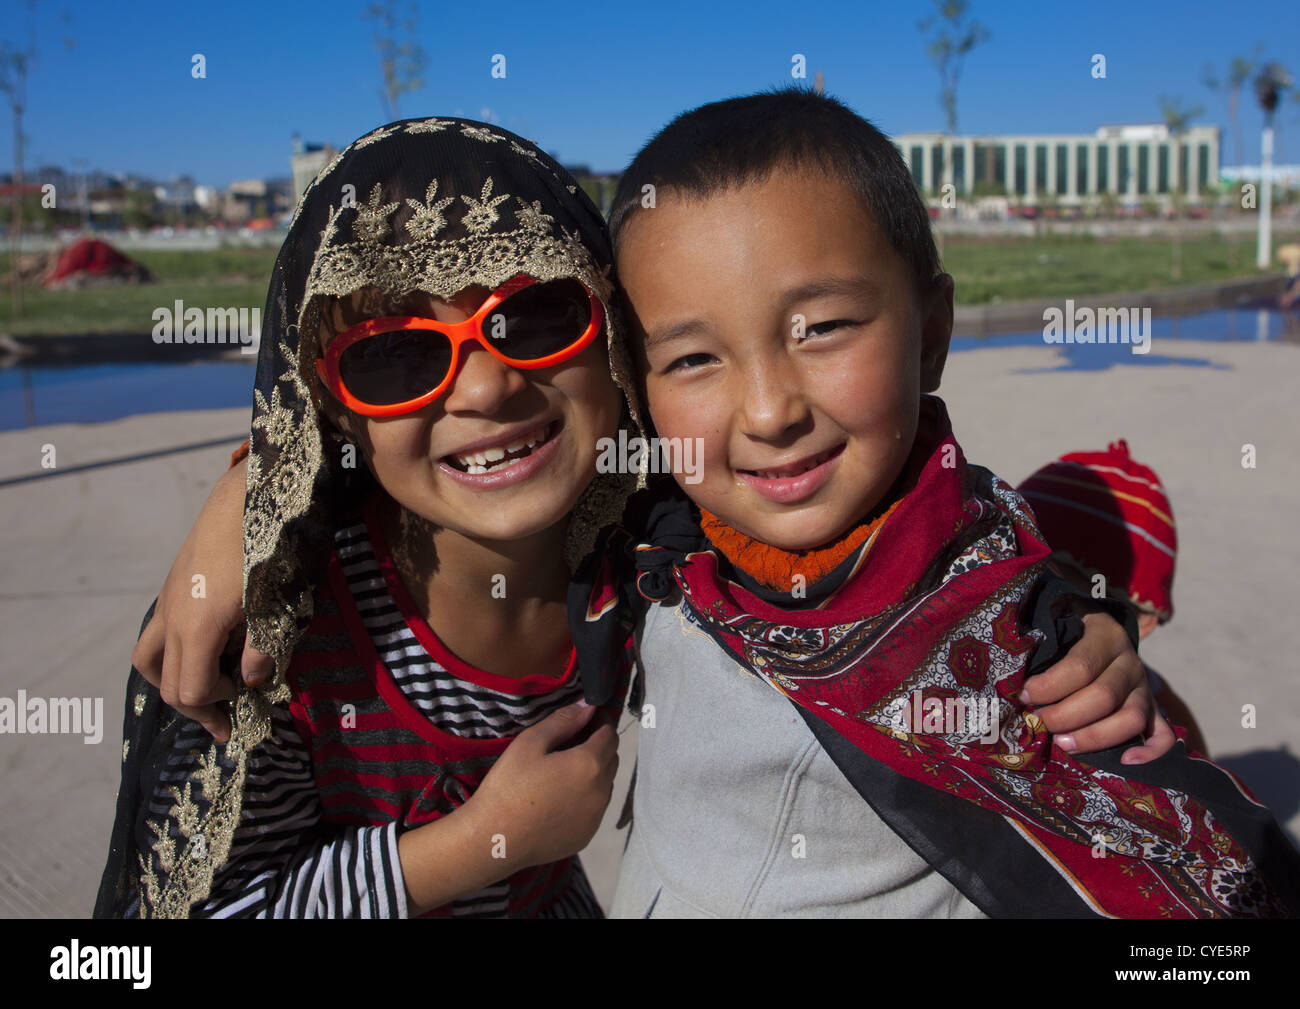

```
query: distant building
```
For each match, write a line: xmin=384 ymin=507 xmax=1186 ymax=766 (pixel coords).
xmin=291 ymin=135 xmax=339 ymax=200
xmin=154 ymin=177 xmax=199 ymax=213
xmin=896 ymin=123 xmax=1221 ymax=203
xmin=264 ymin=176 xmax=294 ymax=217
xmin=562 ymin=164 xmax=619 ymax=217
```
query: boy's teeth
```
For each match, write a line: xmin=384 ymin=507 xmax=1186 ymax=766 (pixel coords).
xmin=483 ymin=447 xmax=506 ymax=463
xmin=753 ymin=450 xmax=829 ymax=479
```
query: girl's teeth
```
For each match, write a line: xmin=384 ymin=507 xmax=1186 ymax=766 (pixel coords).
xmin=452 ymin=423 xmax=552 ymax=472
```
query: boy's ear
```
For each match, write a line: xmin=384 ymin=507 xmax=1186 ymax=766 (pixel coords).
xmin=919 ymin=272 xmax=954 ymax=394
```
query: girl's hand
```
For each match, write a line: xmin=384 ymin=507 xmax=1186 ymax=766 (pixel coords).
xmin=397 ymin=702 xmax=619 ymax=916
xmin=131 ymin=456 xmax=270 ymax=742
xmin=465 ymin=703 xmax=620 ymax=869
xmin=1022 ymin=609 xmax=1175 ymax=764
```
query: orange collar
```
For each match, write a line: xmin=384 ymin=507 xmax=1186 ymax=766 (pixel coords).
xmin=698 ymin=500 xmax=901 ymax=592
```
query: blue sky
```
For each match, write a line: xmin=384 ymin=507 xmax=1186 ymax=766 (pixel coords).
xmin=4 ymin=0 xmax=1298 ymax=187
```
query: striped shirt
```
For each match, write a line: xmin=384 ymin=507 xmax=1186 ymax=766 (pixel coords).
xmin=186 ymin=509 xmax=597 ymax=918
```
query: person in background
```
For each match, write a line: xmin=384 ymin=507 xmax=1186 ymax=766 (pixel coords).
xmin=1018 ymin=440 xmax=1209 ymax=755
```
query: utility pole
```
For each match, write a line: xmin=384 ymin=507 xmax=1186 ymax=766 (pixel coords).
xmin=1255 ymin=63 xmax=1292 ymax=269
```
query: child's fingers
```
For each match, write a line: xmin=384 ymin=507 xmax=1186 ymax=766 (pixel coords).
xmin=178 ymin=622 xmax=236 ymax=707
xmin=159 ymin=628 xmax=183 ymax=711
xmin=1051 ymin=688 xmax=1148 ymax=754
xmin=130 ymin=603 xmax=167 ymax=689
xmin=1021 ymin=612 xmax=1136 ymax=707
xmin=518 ymin=702 xmax=597 ymax=752
xmin=241 ymin=636 xmax=274 ymax=685
xmin=1028 ymin=663 xmax=1132 ymax=736
xmin=159 ymin=632 xmax=234 ymax=742
xmin=188 ymin=701 xmax=233 ymax=743
xmin=573 ymin=721 xmax=619 ymax=765
xmin=1121 ymin=707 xmax=1177 ymax=764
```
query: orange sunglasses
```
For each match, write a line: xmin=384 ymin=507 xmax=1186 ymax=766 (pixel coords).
xmin=314 ymin=273 xmax=604 ymax=417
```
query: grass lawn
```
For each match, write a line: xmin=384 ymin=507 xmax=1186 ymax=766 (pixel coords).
xmin=1 ymin=232 xmax=1294 ymax=335
xmin=942 ymin=230 xmax=1294 ymax=305
xmin=0 ymin=247 xmax=278 ymax=336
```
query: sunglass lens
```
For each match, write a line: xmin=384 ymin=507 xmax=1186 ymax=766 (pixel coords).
xmin=338 ymin=328 xmax=453 ymax=406
xmin=482 ymin=278 xmax=592 ymax=360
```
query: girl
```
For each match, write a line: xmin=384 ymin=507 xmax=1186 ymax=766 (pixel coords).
xmin=97 ymin=118 xmax=640 ymax=918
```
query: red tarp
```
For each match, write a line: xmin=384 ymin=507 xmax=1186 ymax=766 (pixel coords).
xmin=42 ymin=238 xmax=152 ymax=287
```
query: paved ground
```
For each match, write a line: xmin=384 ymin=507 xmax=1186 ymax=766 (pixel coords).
xmin=1 ymin=332 xmax=1296 ymax=918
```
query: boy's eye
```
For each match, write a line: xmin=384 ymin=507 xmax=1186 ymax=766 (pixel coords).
xmin=802 ymin=319 xmax=859 ymax=339
xmin=664 ymin=352 xmax=716 ymax=373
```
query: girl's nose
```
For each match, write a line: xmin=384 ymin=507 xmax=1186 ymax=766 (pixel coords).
xmin=441 ymin=340 xmax=529 ymax=415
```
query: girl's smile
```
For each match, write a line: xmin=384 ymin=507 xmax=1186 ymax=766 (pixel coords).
xmin=319 ymin=286 xmax=622 ymax=544
xmin=438 ymin=416 xmax=564 ymax=486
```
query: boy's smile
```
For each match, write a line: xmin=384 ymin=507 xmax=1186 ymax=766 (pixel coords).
xmin=619 ymin=165 xmax=953 ymax=552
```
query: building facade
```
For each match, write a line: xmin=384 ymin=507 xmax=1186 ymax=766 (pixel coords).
xmin=291 ymin=137 xmax=339 ymax=200
xmin=896 ymin=124 xmax=1221 ymax=203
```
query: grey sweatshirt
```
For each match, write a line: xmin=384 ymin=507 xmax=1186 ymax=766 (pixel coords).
xmin=609 ymin=593 xmax=986 ymax=919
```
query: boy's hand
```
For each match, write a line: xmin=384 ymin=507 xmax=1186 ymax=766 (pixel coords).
xmin=131 ymin=456 xmax=271 ymax=742
xmin=466 ymin=703 xmax=619 ymax=870
xmin=1021 ymin=610 xmax=1175 ymax=764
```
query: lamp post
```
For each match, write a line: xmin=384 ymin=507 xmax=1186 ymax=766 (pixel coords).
xmin=1255 ymin=63 xmax=1292 ymax=269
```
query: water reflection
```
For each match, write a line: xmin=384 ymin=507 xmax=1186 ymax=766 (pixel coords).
xmin=949 ymin=305 xmax=1299 ymax=375
xmin=0 ymin=360 xmax=256 ymax=431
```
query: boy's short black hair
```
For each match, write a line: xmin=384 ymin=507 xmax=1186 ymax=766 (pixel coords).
xmin=608 ymin=87 xmax=941 ymax=293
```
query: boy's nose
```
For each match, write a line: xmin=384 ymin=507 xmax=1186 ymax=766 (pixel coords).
xmin=738 ymin=366 xmax=811 ymax=442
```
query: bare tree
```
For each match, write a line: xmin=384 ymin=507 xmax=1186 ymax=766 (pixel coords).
xmin=1159 ymin=97 xmax=1203 ymax=281
xmin=363 ymin=1 xmax=427 ymax=122
xmin=1203 ymin=47 xmax=1262 ymax=167
xmin=917 ymin=0 xmax=988 ymax=255
xmin=918 ymin=0 xmax=990 ymax=140
xmin=0 ymin=0 xmax=72 ymax=319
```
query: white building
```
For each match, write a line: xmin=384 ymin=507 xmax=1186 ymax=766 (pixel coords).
xmin=895 ymin=123 xmax=1221 ymax=203
xmin=291 ymin=137 xmax=338 ymax=200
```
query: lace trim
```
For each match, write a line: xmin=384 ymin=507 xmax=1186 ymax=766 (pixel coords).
xmin=134 ymin=680 xmax=288 ymax=918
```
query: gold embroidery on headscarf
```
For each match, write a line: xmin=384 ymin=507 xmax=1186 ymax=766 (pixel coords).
xmin=135 ymin=682 xmax=285 ymax=917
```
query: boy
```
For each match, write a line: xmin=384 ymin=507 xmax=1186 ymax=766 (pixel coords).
xmin=1018 ymin=440 xmax=1209 ymax=755
xmin=572 ymin=88 xmax=1300 ymax=917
